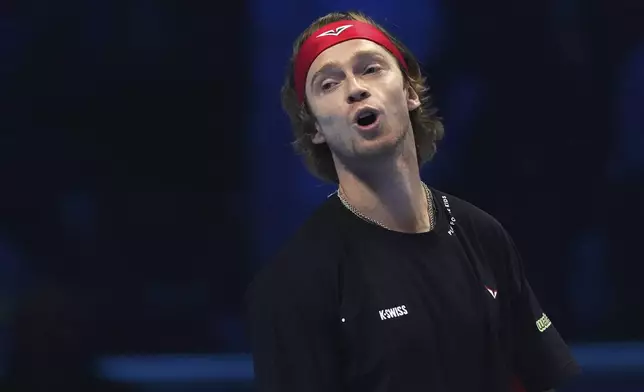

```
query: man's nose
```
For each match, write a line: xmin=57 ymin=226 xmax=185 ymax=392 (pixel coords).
xmin=346 ymin=78 xmax=371 ymax=104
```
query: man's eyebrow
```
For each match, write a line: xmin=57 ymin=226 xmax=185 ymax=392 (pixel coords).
xmin=310 ymin=61 xmax=341 ymax=88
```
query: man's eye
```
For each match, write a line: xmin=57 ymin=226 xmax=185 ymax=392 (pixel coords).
xmin=364 ymin=65 xmax=380 ymax=74
xmin=321 ymin=81 xmax=336 ymax=90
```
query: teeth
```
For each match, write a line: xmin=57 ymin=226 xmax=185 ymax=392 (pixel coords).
xmin=358 ymin=110 xmax=374 ymax=119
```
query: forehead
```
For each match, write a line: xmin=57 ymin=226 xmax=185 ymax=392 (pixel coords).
xmin=306 ymin=39 xmax=396 ymax=79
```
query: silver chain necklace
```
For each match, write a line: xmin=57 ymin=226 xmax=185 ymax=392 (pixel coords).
xmin=337 ymin=182 xmax=436 ymax=231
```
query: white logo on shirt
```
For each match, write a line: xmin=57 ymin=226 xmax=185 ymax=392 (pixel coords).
xmin=485 ymin=286 xmax=498 ymax=299
xmin=379 ymin=305 xmax=408 ymax=320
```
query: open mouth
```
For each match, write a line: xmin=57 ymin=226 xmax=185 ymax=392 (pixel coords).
xmin=355 ymin=108 xmax=379 ymax=127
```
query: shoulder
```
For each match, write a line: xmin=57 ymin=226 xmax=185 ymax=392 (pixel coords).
xmin=281 ymin=195 xmax=348 ymax=258
xmin=433 ymin=189 xmax=508 ymax=240
xmin=432 ymin=188 xmax=526 ymax=285
xmin=246 ymin=196 xmax=345 ymax=311
xmin=432 ymin=188 xmax=520 ymax=275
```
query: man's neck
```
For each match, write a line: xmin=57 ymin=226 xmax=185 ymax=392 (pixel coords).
xmin=336 ymin=141 xmax=431 ymax=233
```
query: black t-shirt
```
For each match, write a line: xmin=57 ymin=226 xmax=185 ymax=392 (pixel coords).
xmin=246 ymin=188 xmax=580 ymax=392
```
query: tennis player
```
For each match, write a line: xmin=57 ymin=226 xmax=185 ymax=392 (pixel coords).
xmin=247 ymin=10 xmax=580 ymax=392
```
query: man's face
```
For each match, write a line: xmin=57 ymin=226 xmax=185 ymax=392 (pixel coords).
xmin=305 ymin=39 xmax=420 ymax=162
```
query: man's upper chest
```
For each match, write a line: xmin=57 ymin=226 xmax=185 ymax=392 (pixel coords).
xmin=336 ymin=232 xmax=506 ymax=369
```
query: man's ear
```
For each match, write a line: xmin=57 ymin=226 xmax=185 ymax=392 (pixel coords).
xmin=406 ymin=84 xmax=421 ymax=111
xmin=311 ymin=122 xmax=326 ymax=144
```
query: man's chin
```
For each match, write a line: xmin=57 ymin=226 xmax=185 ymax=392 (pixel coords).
xmin=358 ymin=131 xmax=405 ymax=154
xmin=329 ymin=131 xmax=406 ymax=165
xmin=347 ymin=137 xmax=402 ymax=162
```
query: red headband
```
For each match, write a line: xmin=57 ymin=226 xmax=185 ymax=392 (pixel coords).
xmin=294 ymin=20 xmax=409 ymax=104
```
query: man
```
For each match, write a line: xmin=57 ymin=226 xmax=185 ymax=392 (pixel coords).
xmin=246 ymin=10 xmax=580 ymax=392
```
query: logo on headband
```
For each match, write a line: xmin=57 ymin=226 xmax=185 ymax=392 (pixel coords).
xmin=316 ymin=24 xmax=353 ymax=38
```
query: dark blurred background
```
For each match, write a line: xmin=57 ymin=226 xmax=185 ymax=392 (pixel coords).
xmin=1 ymin=0 xmax=643 ymax=391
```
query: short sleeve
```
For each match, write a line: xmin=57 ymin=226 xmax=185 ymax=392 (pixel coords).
xmin=503 ymin=231 xmax=581 ymax=391
xmin=245 ymin=259 xmax=344 ymax=392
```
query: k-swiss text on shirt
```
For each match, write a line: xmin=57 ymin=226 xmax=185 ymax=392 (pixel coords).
xmin=379 ymin=305 xmax=408 ymax=320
